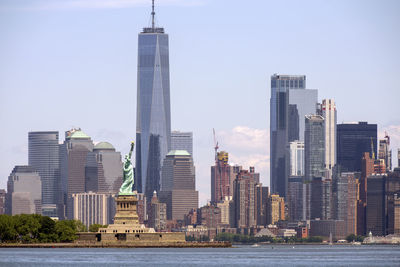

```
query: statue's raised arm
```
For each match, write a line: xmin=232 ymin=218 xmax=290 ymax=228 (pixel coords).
xmin=119 ymin=141 xmax=135 ymax=195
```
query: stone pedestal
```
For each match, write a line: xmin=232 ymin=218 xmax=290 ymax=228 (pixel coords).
xmin=98 ymin=194 xmax=185 ymax=243
xmin=113 ymin=194 xmax=139 ymax=225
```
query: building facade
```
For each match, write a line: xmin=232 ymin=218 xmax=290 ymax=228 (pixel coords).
xmin=148 ymin=191 xmax=166 ymax=231
xmin=6 ymin=166 xmax=42 ymax=215
xmin=60 ymin=128 xmax=94 ymax=219
xmin=321 ymin=99 xmax=337 ymax=176
xmin=0 ymin=189 xmax=5 ymax=215
xmin=199 ymin=205 xmax=221 ymax=228
xmin=171 ymin=131 xmax=193 ymax=156
xmin=28 ymin=131 xmax=60 ymax=216
xmin=287 ymin=141 xmax=304 ymax=177
xmin=160 ymin=150 xmax=198 ymax=221
xmin=337 ymin=122 xmax=377 ymax=172
xmin=379 ymin=134 xmax=392 ymax=172
xmin=136 ymin=7 xmax=171 ymax=196
xmin=233 ymin=169 xmax=259 ymax=228
xmin=270 ymin=74 xmax=317 ymax=198
xmin=211 ymin=151 xmax=237 ymax=203
xmin=267 ymin=194 xmax=285 ymax=225
xmin=85 ymin=142 xmax=123 ymax=194
xmin=71 ymin=192 xmax=113 ymax=228
xmin=304 ymin=115 xmax=325 ymax=181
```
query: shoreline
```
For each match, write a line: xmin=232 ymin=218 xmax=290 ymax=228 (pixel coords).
xmin=0 ymin=242 xmax=232 ymax=248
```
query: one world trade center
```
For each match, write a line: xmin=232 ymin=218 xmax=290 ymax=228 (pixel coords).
xmin=136 ymin=1 xmax=171 ymax=199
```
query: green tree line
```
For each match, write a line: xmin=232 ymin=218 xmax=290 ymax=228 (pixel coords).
xmin=214 ymin=232 xmax=324 ymax=243
xmin=0 ymin=214 xmax=86 ymax=243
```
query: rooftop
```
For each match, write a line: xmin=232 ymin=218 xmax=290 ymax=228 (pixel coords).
xmin=94 ymin=142 xmax=115 ymax=151
xmin=67 ymin=129 xmax=90 ymax=139
xmin=167 ymin=150 xmax=191 ymax=156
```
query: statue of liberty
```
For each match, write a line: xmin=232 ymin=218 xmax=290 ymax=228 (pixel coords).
xmin=119 ymin=141 xmax=135 ymax=195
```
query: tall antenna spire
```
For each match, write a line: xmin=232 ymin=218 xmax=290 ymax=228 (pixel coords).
xmin=151 ymin=0 xmax=155 ymax=30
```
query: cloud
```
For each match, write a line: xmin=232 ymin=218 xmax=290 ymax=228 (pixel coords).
xmin=217 ymin=126 xmax=270 ymax=185
xmin=0 ymin=0 xmax=205 ymax=11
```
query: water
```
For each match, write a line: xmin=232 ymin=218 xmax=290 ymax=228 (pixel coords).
xmin=0 ymin=244 xmax=399 ymax=266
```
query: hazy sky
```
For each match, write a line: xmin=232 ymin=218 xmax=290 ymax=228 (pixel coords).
xmin=1 ymin=0 xmax=399 ymax=205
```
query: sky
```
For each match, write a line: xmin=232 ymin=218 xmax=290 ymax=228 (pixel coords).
xmin=1 ymin=0 xmax=400 ymax=206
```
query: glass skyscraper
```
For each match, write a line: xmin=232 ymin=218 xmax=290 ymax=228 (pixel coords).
xmin=270 ymin=74 xmax=317 ymax=197
xmin=337 ymin=122 xmax=377 ymax=172
xmin=136 ymin=5 xmax=171 ymax=198
xmin=28 ymin=131 xmax=60 ymax=215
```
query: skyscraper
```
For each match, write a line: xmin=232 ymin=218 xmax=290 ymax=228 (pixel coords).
xmin=378 ymin=133 xmax=392 ymax=172
xmin=159 ymin=150 xmax=198 ymax=221
xmin=28 ymin=131 xmax=60 ymax=215
xmin=304 ymin=115 xmax=325 ymax=180
xmin=85 ymin=142 xmax=123 ymax=194
xmin=136 ymin=2 xmax=171 ymax=196
xmin=270 ymin=74 xmax=317 ymax=197
xmin=287 ymin=141 xmax=305 ymax=177
xmin=60 ymin=128 xmax=94 ymax=219
xmin=171 ymin=131 xmax=193 ymax=156
xmin=304 ymin=115 xmax=325 ymax=220
xmin=6 ymin=166 xmax=42 ymax=215
xmin=398 ymin=149 xmax=400 ymax=168
xmin=211 ymin=151 xmax=236 ymax=203
xmin=337 ymin=122 xmax=377 ymax=172
xmin=321 ymin=99 xmax=337 ymax=176
xmin=233 ymin=168 xmax=259 ymax=228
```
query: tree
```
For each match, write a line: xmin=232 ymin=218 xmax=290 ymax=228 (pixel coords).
xmin=89 ymin=224 xmax=107 ymax=233
xmin=74 ymin=220 xmax=87 ymax=232
xmin=13 ymin=214 xmax=41 ymax=243
xmin=55 ymin=220 xmax=78 ymax=242
xmin=346 ymin=234 xmax=364 ymax=242
xmin=0 ymin=215 xmax=18 ymax=242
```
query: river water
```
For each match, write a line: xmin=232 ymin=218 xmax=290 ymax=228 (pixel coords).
xmin=0 ymin=244 xmax=399 ymax=266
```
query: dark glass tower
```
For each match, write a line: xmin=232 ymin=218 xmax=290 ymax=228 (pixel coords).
xmin=270 ymin=74 xmax=317 ymax=197
xmin=136 ymin=2 xmax=171 ymax=197
xmin=28 ymin=131 xmax=60 ymax=214
xmin=337 ymin=122 xmax=377 ymax=172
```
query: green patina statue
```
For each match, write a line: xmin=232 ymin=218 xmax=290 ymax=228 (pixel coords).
xmin=119 ymin=141 xmax=135 ymax=195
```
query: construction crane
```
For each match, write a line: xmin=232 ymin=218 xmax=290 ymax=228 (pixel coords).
xmin=213 ymin=128 xmax=223 ymax=203
xmin=213 ymin=128 xmax=219 ymax=161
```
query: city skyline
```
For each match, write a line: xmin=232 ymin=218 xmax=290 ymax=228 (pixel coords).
xmin=1 ymin=0 xmax=400 ymax=205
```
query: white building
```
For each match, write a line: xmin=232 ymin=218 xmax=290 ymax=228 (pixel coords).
xmin=322 ymin=99 xmax=337 ymax=177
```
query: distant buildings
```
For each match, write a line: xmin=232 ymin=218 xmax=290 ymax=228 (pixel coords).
xmin=171 ymin=131 xmax=193 ymax=156
xmin=337 ymin=122 xmax=377 ymax=172
xmin=6 ymin=166 xmax=42 ymax=215
xmin=199 ymin=204 xmax=221 ymax=228
xmin=270 ymin=74 xmax=317 ymax=198
xmin=0 ymin=189 xmax=6 ymax=215
xmin=366 ymin=170 xmax=400 ymax=236
xmin=148 ymin=191 xmax=166 ymax=231
xmin=28 ymin=131 xmax=61 ymax=217
xmin=311 ymin=177 xmax=332 ymax=220
xmin=160 ymin=150 xmax=198 ymax=221
xmin=232 ymin=168 xmax=260 ymax=228
xmin=379 ymin=134 xmax=392 ymax=172
xmin=332 ymin=171 xmax=358 ymax=236
xmin=267 ymin=194 xmax=285 ymax=225
xmin=398 ymin=149 xmax=400 ymax=168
